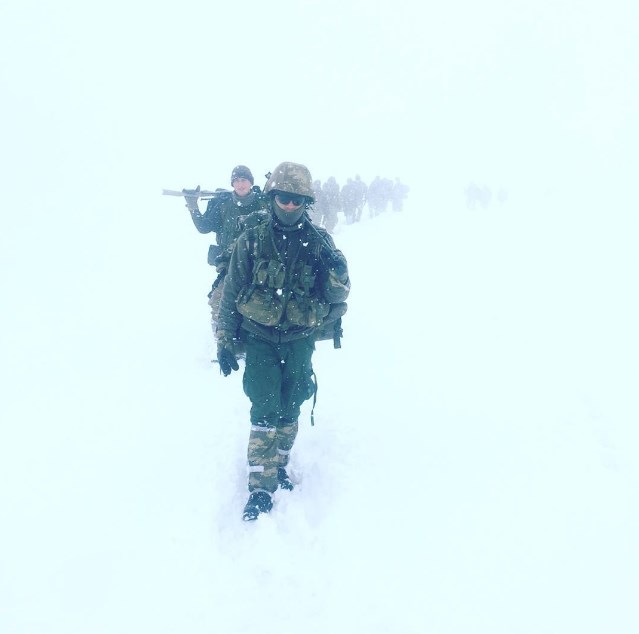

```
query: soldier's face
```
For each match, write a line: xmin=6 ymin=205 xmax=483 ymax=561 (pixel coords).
xmin=275 ymin=193 xmax=305 ymax=213
xmin=232 ymin=178 xmax=252 ymax=196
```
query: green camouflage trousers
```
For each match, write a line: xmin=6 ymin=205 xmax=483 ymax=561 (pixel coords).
xmin=208 ymin=280 xmax=223 ymax=335
xmin=246 ymin=418 xmax=299 ymax=492
xmin=242 ymin=333 xmax=315 ymax=492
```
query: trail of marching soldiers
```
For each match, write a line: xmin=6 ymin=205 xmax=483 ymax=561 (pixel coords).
xmin=310 ymin=174 xmax=409 ymax=234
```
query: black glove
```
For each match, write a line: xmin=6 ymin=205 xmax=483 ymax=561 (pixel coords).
xmin=323 ymin=249 xmax=347 ymax=279
xmin=217 ymin=341 xmax=239 ymax=376
xmin=183 ymin=186 xmax=200 ymax=212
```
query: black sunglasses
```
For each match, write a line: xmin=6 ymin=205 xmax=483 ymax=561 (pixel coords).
xmin=275 ymin=193 xmax=306 ymax=207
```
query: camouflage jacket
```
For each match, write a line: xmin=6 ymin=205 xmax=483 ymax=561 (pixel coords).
xmin=189 ymin=189 xmax=270 ymax=251
xmin=217 ymin=214 xmax=350 ymax=344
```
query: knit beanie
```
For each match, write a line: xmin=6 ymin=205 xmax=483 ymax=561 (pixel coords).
xmin=231 ymin=165 xmax=254 ymax=185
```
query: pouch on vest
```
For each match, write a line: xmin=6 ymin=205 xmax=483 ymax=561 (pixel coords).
xmin=235 ymin=257 xmax=287 ymax=327
xmin=314 ymin=302 xmax=348 ymax=341
xmin=286 ymin=295 xmax=330 ymax=327
xmin=207 ymin=244 xmax=222 ymax=266
xmin=326 ymin=268 xmax=350 ymax=295
xmin=236 ymin=287 xmax=285 ymax=326
xmin=285 ymin=262 xmax=330 ymax=327
xmin=254 ymin=259 xmax=285 ymax=288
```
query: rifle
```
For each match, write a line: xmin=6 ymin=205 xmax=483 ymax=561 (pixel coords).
xmin=162 ymin=188 xmax=229 ymax=200
xmin=303 ymin=214 xmax=345 ymax=268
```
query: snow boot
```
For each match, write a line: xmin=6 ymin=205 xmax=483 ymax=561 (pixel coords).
xmin=242 ymin=491 xmax=273 ymax=521
xmin=277 ymin=467 xmax=294 ymax=491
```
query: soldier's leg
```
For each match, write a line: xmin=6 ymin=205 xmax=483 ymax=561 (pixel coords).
xmin=275 ymin=416 xmax=298 ymax=490
xmin=277 ymin=337 xmax=315 ymax=455
xmin=242 ymin=334 xmax=284 ymax=493
xmin=208 ymin=282 xmax=223 ymax=336
xmin=246 ymin=422 xmax=278 ymax=493
xmin=276 ymin=417 xmax=299 ymax=468
xmin=270 ymin=339 xmax=314 ymax=490
xmin=325 ymin=211 xmax=337 ymax=234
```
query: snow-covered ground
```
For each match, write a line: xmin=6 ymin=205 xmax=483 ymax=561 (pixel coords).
xmin=2 ymin=1 xmax=638 ymax=631
xmin=2 ymin=186 xmax=638 ymax=633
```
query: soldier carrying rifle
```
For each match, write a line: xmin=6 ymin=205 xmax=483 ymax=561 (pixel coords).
xmin=176 ymin=166 xmax=270 ymax=342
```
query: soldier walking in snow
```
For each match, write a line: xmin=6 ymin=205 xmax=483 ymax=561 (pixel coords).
xmin=390 ymin=177 xmax=409 ymax=212
xmin=321 ymin=176 xmax=341 ymax=233
xmin=310 ymin=179 xmax=326 ymax=225
xmin=215 ymin=162 xmax=351 ymax=521
xmin=353 ymin=174 xmax=367 ymax=222
xmin=183 ymin=165 xmax=270 ymax=340
xmin=340 ymin=178 xmax=358 ymax=224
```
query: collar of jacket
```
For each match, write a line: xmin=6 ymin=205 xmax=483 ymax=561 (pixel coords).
xmin=232 ymin=190 xmax=256 ymax=207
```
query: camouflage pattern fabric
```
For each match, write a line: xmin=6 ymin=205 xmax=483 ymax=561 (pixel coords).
xmin=247 ymin=422 xmax=277 ymax=492
xmin=247 ymin=417 xmax=299 ymax=493
xmin=217 ymin=215 xmax=350 ymax=345
xmin=204 ymin=195 xmax=269 ymax=336
xmin=275 ymin=418 xmax=298 ymax=467
xmin=264 ymin=162 xmax=315 ymax=200
xmin=208 ymin=281 xmax=223 ymax=329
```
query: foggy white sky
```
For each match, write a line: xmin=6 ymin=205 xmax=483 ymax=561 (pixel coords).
xmin=1 ymin=5 xmax=638 ymax=631
xmin=1 ymin=0 xmax=637 ymax=206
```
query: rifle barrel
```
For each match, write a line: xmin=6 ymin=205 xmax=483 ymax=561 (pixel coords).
xmin=162 ymin=189 xmax=218 ymax=200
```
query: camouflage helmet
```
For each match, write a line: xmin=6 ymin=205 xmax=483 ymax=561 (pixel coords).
xmin=264 ymin=162 xmax=315 ymax=202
